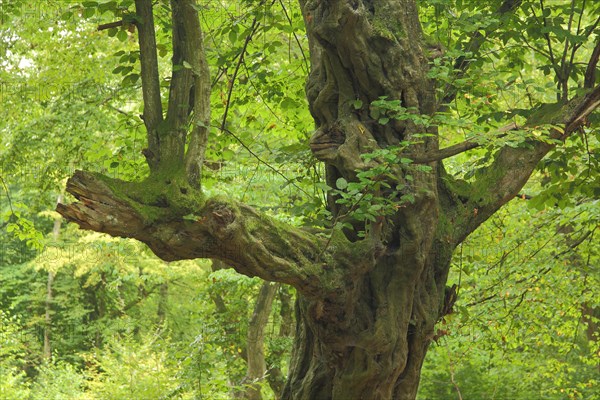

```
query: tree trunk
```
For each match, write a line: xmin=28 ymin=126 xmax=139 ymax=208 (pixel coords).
xmin=284 ymin=1 xmax=600 ymax=397
xmin=43 ymin=270 xmax=55 ymax=361
xmin=44 ymin=194 xmax=63 ymax=361
xmin=281 ymin=247 xmax=454 ymax=400
xmin=266 ymin=286 xmax=294 ymax=398
xmin=157 ymin=281 xmax=168 ymax=326
xmin=279 ymin=2 xmax=449 ymax=397
xmin=241 ymin=282 xmax=278 ymax=400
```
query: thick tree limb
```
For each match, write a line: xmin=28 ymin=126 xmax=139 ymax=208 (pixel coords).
xmin=449 ymin=85 xmax=600 ymax=243
xmin=584 ymin=38 xmax=600 ymax=89
xmin=136 ymin=0 xmax=211 ymax=187
xmin=182 ymin=1 xmax=211 ymax=189
xmin=160 ymin=0 xmax=211 ymax=187
xmin=160 ymin=0 xmax=196 ymax=168
xmin=134 ymin=0 xmax=163 ymax=170
xmin=56 ymin=171 xmax=374 ymax=299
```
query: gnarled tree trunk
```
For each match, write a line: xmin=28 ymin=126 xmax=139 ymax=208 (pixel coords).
xmin=282 ymin=2 xmax=445 ymax=397
xmin=56 ymin=1 xmax=600 ymax=399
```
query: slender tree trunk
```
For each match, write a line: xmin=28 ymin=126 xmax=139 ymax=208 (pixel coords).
xmin=266 ymin=286 xmax=294 ymax=398
xmin=241 ymin=282 xmax=278 ymax=400
xmin=43 ymin=270 xmax=54 ymax=360
xmin=157 ymin=281 xmax=168 ymax=326
xmin=43 ymin=194 xmax=63 ymax=361
xmin=210 ymin=260 xmax=283 ymax=400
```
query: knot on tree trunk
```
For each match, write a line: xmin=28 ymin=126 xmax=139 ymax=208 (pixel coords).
xmin=204 ymin=200 xmax=238 ymax=239
xmin=309 ymin=118 xmax=378 ymax=174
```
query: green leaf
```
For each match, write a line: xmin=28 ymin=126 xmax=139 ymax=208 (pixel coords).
xmin=117 ymin=29 xmax=128 ymax=42
xmin=83 ymin=7 xmax=96 ymax=18
xmin=221 ymin=149 xmax=235 ymax=161
xmin=315 ymin=182 xmax=332 ymax=192
xmin=229 ymin=29 xmax=237 ymax=43
xmin=336 ymin=178 xmax=348 ymax=190
xmin=122 ymin=73 xmax=140 ymax=86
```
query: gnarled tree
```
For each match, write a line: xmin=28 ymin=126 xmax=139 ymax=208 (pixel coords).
xmin=57 ymin=0 xmax=600 ymax=398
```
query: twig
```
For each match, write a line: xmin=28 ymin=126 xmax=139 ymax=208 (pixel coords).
xmin=218 ymin=126 xmax=311 ymax=198
xmin=98 ymin=20 xmax=124 ymax=31
xmin=219 ymin=17 xmax=261 ymax=132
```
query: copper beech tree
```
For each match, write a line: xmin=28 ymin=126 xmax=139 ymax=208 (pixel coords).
xmin=57 ymin=0 xmax=600 ymax=399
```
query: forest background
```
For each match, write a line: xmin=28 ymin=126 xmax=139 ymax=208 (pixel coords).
xmin=0 ymin=1 xmax=598 ymax=399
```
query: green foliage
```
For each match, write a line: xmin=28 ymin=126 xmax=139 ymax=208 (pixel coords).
xmin=532 ymin=130 xmax=600 ymax=210
xmin=0 ymin=311 xmax=32 ymax=399
xmin=328 ymin=145 xmax=432 ymax=236
xmin=4 ymin=205 xmax=44 ymax=252
xmin=370 ymin=97 xmax=432 ymax=127
xmin=84 ymin=334 xmax=181 ymax=399
xmin=419 ymin=200 xmax=600 ymax=399
xmin=31 ymin=362 xmax=86 ymax=400
xmin=1 ymin=1 xmax=300 ymax=397
xmin=0 ymin=370 xmax=31 ymax=400
xmin=1 ymin=0 xmax=598 ymax=398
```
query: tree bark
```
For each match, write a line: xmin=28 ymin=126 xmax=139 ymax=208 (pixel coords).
xmin=156 ymin=281 xmax=168 ymax=326
xmin=241 ymin=282 xmax=278 ymax=400
xmin=283 ymin=1 xmax=600 ymax=398
xmin=43 ymin=194 xmax=63 ymax=361
xmin=43 ymin=272 xmax=54 ymax=360
xmin=266 ymin=286 xmax=294 ymax=398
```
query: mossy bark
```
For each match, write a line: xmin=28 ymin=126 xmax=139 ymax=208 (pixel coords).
xmin=282 ymin=1 xmax=600 ymax=398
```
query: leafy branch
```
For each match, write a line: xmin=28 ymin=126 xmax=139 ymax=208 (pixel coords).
xmin=318 ymin=145 xmax=432 ymax=258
